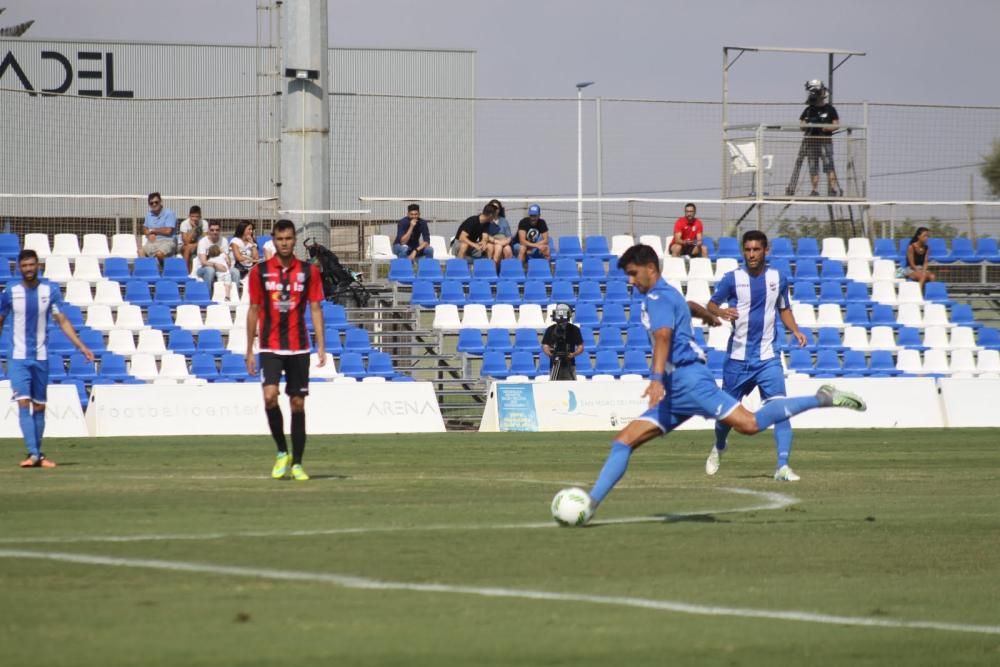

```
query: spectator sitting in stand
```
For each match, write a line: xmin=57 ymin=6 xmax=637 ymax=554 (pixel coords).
xmin=515 ymin=204 xmax=550 ymax=265
xmin=668 ymin=203 xmax=707 ymax=258
xmin=139 ymin=192 xmax=177 ymax=264
xmin=230 ymin=220 xmax=259 ymax=279
xmin=197 ymin=221 xmax=241 ymax=296
xmin=393 ymin=203 xmax=434 ymax=261
xmin=451 ymin=203 xmax=498 ymax=260
xmin=179 ymin=205 xmax=209 ymax=272
xmin=485 ymin=198 xmax=514 ymax=267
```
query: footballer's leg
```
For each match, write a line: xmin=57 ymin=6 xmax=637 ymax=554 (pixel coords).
xmin=31 ymin=360 xmax=54 ymax=467
xmin=724 ymin=384 xmax=866 ymax=436
xmin=286 ymin=354 xmax=311 ymax=481
xmin=260 ymin=353 xmax=291 ymax=479
xmin=708 ymin=364 xmax=753 ymax=476
xmin=756 ymin=361 xmax=798 ymax=481
xmin=11 ymin=360 xmax=40 ymax=467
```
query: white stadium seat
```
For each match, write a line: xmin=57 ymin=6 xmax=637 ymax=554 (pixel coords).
xmin=136 ymin=328 xmax=168 ymax=356
xmin=842 ymin=326 xmax=869 ymax=351
xmin=23 ymin=233 xmax=51 ymax=260
xmin=922 ymin=326 xmax=951 ymax=350
xmin=429 ymin=235 xmax=451 ymax=260
xmin=72 ymin=255 xmax=104 ymax=283
xmin=895 ymin=303 xmax=923 ymax=329
xmin=129 ymin=353 xmax=160 ymax=381
xmin=948 ymin=349 xmax=977 ymax=377
xmin=516 ymin=304 xmax=546 ymax=329
xmin=638 ymin=235 xmax=663 ymax=258
xmin=80 ymin=233 xmax=111 ymax=260
xmin=489 ymin=304 xmax=518 ymax=329
xmin=109 ymin=234 xmax=139 ymax=259
xmin=868 ymin=326 xmax=899 ymax=351
xmin=713 ymin=257 xmax=739 ymax=282
xmin=847 ymin=237 xmax=874 ymax=262
xmin=686 ymin=257 xmax=714 ymax=283
xmin=51 ymin=233 xmax=82 ymax=259
xmin=203 ymin=304 xmax=234 ymax=330
xmin=977 ymin=350 xmax=1000 ymax=375
xmin=661 ymin=257 xmax=687 ymax=283
xmin=895 ymin=349 xmax=923 ymax=375
xmin=310 ymin=352 xmax=338 ymax=379
xmin=63 ymin=280 xmax=94 ymax=308
xmin=41 ymin=255 xmax=72 ymax=283
xmin=106 ymin=328 xmax=138 ymax=357
xmin=610 ymin=234 xmax=634 ymax=257
xmin=896 ymin=281 xmax=925 ymax=306
xmin=432 ymin=304 xmax=461 ymax=330
xmin=791 ymin=303 xmax=817 ymax=329
xmin=820 ymin=237 xmax=847 ymax=262
xmin=460 ymin=304 xmax=490 ymax=330
xmin=159 ymin=352 xmax=192 ymax=380
xmin=871 ymin=259 xmax=899 ymax=283
xmin=922 ymin=349 xmax=950 ymax=375
xmin=949 ymin=326 xmax=980 ymax=351
xmin=93 ymin=280 xmax=124 ymax=308
xmin=84 ymin=304 xmax=115 ymax=332
xmin=174 ymin=304 xmax=206 ymax=331
xmin=870 ymin=281 xmax=897 ymax=306
xmin=114 ymin=303 xmax=148 ymax=332
xmin=816 ymin=303 xmax=845 ymax=329
xmin=922 ymin=303 xmax=951 ymax=329
xmin=368 ymin=234 xmax=394 ymax=260
xmin=845 ymin=258 xmax=872 ymax=284
xmin=684 ymin=279 xmax=711 ymax=306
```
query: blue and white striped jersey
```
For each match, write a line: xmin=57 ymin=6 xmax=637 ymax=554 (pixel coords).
xmin=0 ymin=280 xmax=65 ymax=361
xmin=709 ymin=267 xmax=790 ymax=362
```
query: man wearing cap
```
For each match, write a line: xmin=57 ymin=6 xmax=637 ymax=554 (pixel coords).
xmin=515 ymin=204 xmax=551 ymax=265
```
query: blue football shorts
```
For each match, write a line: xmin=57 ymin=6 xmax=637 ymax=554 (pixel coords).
xmin=9 ymin=358 xmax=49 ymax=403
xmin=637 ymin=361 xmax=739 ymax=433
xmin=722 ymin=357 xmax=787 ymax=402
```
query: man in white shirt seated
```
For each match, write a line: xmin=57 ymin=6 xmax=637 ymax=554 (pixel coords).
xmin=179 ymin=205 xmax=210 ymax=272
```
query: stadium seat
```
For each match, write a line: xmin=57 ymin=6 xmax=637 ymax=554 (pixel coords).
xmin=922 ymin=326 xmax=951 ymax=350
xmin=873 ymin=238 xmax=897 ymax=261
xmin=770 ymin=237 xmax=795 ymax=261
xmin=344 ymin=327 xmax=372 ymax=354
xmin=167 ymin=329 xmax=197 ymax=355
xmin=471 ymin=258 xmax=498 ymax=284
xmin=684 ymin=279 xmax=711 ymax=306
xmin=844 ymin=282 xmax=871 ymax=305
xmin=174 ymin=304 xmax=206 ymax=331
xmin=554 ymin=236 xmax=584 ymax=260
xmin=438 ymin=279 xmax=467 ymax=306
xmin=322 ymin=303 xmax=350 ymax=330
xmin=72 ymin=256 xmax=104 ymax=283
xmin=124 ymin=280 xmax=153 ymax=307
xmin=572 ymin=303 xmax=599 ymax=331
xmin=161 ymin=257 xmax=189 ymax=282
xmin=181 ymin=280 xmax=212 ymax=307
xmin=101 ymin=257 xmax=130 ymax=283
xmin=821 ymin=237 xmax=847 ymax=262
xmin=367 ymin=351 xmax=396 ymax=378
xmin=846 ymin=237 xmax=873 ymax=262
xmin=196 ymin=329 xmax=226 ymax=355
xmin=489 ymin=304 xmax=518 ymax=329
xmin=84 ymin=304 xmax=115 ymax=332
xmin=409 ymin=279 xmax=438 ymax=308
xmin=661 ymin=257 xmax=687 ymax=283
xmin=509 ymin=350 xmax=537 ymax=377
xmin=132 ymin=257 xmax=160 ymax=282
xmin=466 ymin=279 xmax=494 ymax=305
xmin=65 ymin=351 xmax=95 ymax=383
xmin=105 ymin=328 xmax=136 ymax=357
xmin=428 ymin=235 xmax=451 ymax=260
xmin=226 ymin=328 xmax=251 ymax=355
xmin=77 ymin=328 xmax=106 ymax=355
xmin=869 ymin=304 xmax=899 ymax=329
xmin=552 ymin=257 xmax=579 ymax=285
xmin=687 ymin=257 xmax=714 ymax=283
xmin=596 ymin=325 xmax=625 ymax=352
xmin=715 ymin=237 xmax=740 ymax=260
xmin=896 ymin=326 xmax=925 ymax=351
xmin=622 ymin=349 xmax=649 ymax=376
xmin=128 ymin=353 xmax=160 ymax=381
xmin=947 ymin=237 xmax=976 ymax=263
xmin=638 ymin=235 xmax=664 ymax=258
xmin=820 ymin=260 xmax=848 ymax=285
xmin=480 ymin=350 xmax=509 ymax=379
xmin=796 ymin=237 xmax=821 ymax=261
xmin=927 ymin=238 xmax=952 ymax=263
xmin=0 ymin=233 xmax=19 ymax=261
xmin=109 ymin=234 xmax=139 ymax=260
xmin=591 ymin=349 xmax=621 ymax=377
xmin=713 ymin=257 xmax=739 ymax=283
xmin=868 ymin=326 xmax=898 ymax=351
xmin=949 ymin=303 xmax=981 ymax=330
xmin=625 ymin=324 xmax=651 ymax=352
xmin=513 ymin=328 xmax=539 ymax=352
xmin=444 ymin=258 xmax=472 ymax=283
xmin=580 ymin=257 xmax=607 ymax=283
xmin=870 ymin=281 xmax=897 ymax=306
xmin=845 ymin=259 xmax=873 ymax=285
xmin=499 ymin=258 xmax=526 ymax=284
xmin=0 ymin=260 xmax=12 ymax=282
xmin=576 ymin=280 xmax=603 ymax=304
xmin=24 ymin=233 xmax=52 ymax=260
xmin=219 ymin=353 xmax=255 ymax=382
xmin=91 ymin=282 xmax=124 ymax=310
xmin=896 ymin=281 xmax=925 ymax=306
xmin=388 ymin=258 xmax=415 ymax=285
xmin=610 ymin=234 xmax=635 ymax=258
xmin=791 ymin=303 xmax=817 ymax=329
xmin=922 ymin=303 xmax=951 ymax=329
xmin=815 ymin=327 xmax=845 ymax=351
xmin=706 ymin=323 xmax=731 ymax=351
xmin=842 ymin=326 xmax=869 ymax=351
xmin=817 ymin=281 xmax=844 ymax=304
xmin=337 ymin=352 xmax=366 ymax=379
xmin=549 ymin=280 xmax=576 ymax=306
xmin=416 ymin=257 xmax=443 ymax=284
xmin=135 ymin=328 xmax=167 ymax=356
xmin=456 ymin=329 xmax=484 ymax=355
xmin=978 ymin=327 xmax=1000 ymax=350
xmin=97 ymin=352 xmax=131 ymax=381
xmin=977 ymin=349 xmax=1000 ymax=375
xmin=189 ymin=352 xmax=220 ymax=381
xmin=794 ymin=260 xmax=819 ymax=284
xmin=787 ymin=349 xmax=814 ymax=374
xmin=816 ymin=303 xmax=845 ymax=329
xmin=923 ymin=282 xmax=952 ymax=306
xmin=41 ymin=255 xmax=73 ymax=283
xmin=494 ymin=280 xmax=522 ymax=306
xmin=524 ymin=258 xmax=552 ymax=284
xmin=460 ymin=304 xmax=490 ymax=329
xmin=866 ymin=350 xmax=899 ymax=377
xmin=517 ymin=279 xmax=545 ymax=306
xmin=79 ymin=233 xmax=111 ymax=260
xmin=516 ymin=304 xmax=547 ymax=330
xmin=948 ymin=326 xmax=979 ymax=351
xmin=63 ymin=280 xmax=94 ymax=308
xmin=839 ymin=350 xmax=869 ymax=377
xmin=485 ymin=328 xmax=513 ymax=353
xmin=601 ymin=302 xmax=628 ymax=329
xmin=922 ymin=349 xmax=950 ymax=376
xmin=974 ymin=237 xmax=1000 ymax=262
xmin=813 ymin=349 xmax=842 ymax=377
xmin=584 ymin=235 xmax=614 ymax=261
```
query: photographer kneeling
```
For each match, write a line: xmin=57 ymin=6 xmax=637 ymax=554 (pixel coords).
xmin=542 ymin=304 xmax=585 ymax=381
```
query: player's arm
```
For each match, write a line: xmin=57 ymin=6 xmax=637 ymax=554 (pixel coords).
xmin=643 ymin=326 xmax=672 ymax=407
xmin=779 ymin=307 xmax=807 ymax=347
xmin=54 ymin=311 xmax=94 ymax=362
xmin=245 ymin=303 xmax=259 ymax=374
xmin=706 ymin=300 xmax=738 ymax=323
xmin=310 ymin=301 xmax=326 ymax=366
xmin=688 ymin=300 xmax=722 ymax=327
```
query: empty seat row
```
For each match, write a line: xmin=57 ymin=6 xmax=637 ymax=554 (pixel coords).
xmin=0 ymin=232 xmax=140 ymax=261
xmin=785 ymin=348 xmax=1000 ymax=378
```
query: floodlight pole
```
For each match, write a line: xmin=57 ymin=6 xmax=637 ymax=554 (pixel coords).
xmin=576 ymin=81 xmax=594 ymax=241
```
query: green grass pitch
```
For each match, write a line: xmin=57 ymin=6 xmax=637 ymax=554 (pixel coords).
xmin=1 ymin=429 xmax=998 ymax=666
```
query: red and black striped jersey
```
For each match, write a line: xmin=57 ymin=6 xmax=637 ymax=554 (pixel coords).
xmin=248 ymin=256 xmax=324 ymax=354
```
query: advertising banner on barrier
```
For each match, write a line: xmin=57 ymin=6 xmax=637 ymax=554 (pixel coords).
xmin=481 ymin=376 xmax=946 ymax=432
xmin=87 ymin=382 xmax=445 ymax=436
xmin=938 ymin=378 xmax=1000 ymax=426
xmin=0 ymin=382 xmax=88 ymax=438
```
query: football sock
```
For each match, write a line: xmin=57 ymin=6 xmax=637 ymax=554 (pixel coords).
xmin=713 ymin=421 xmax=731 ymax=452
xmin=754 ymin=395 xmax=820 ymax=431
xmin=32 ymin=409 xmax=46 ymax=454
xmin=774 ymin=418 xmax=792 ymax=469
xmin=589 ymin=441 xmax=632 ymax=505
xmin=265 ymin=406 xmax=287 ymax=453
xmin=18 ymin=406 xmax=38 ymax=457
xmin=291 ymin=412 xmax=306 ymax=465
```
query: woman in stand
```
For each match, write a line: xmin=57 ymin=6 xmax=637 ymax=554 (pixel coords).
xmin=231 ymin=220 xmax=260 ymax=279
xmin=902 ymin=226 xmax=936 ymax=293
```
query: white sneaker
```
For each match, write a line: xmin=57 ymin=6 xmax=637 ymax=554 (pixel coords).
xmin=774 ymin=465 xmax=801 ymax=482
xmin=705 ymin=446 xmax=722 ymax=476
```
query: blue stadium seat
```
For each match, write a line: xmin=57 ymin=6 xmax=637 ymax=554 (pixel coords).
xmin=182 ymin=280 xmax=212 ymax=306
xmin=628 ymin=303 xmax=643 ymax=325
xmin=499 ymin=258 xmax=526 ymax=284
xmin=604 ymin=281 xmax=631 ymax=304
xmin=787 ymin=349 xmax=814 ymax=374
xmin=525 ymin=258 xmax=552 ymax=284
xmin=340 ymin=352 xmax=367 ymax=378
xmin=168 ymin=329 xmax=197 ymax=355
xmin=580 ymin=327 xmax=597 ymax=351
xmin=577 ymin=280 xmax=603 ymax=304
xmin=785 ymin=329 xmax=815 ymax=351
xmin=467 ymin=280 xmax=494 ymax=305
xmin=480 ymin=350 xmax=509 ymax=379
xmin=438 ymin=279 xmax=466 ymax=306
xmin=521 ymin=280 xmax=548 ymax=305
xmin=550 ymin=280 xmax=576 ymax=306
xmin=573 ymin=303 xmax=600 ymax=331
xmin=0 ymin=233 xmax=19 ymax=261
xmin=949 ymin=303 xmax=981 ymax=330
xmin=869 ymin=304 xmax=900 ymax=329
xmin=344 ymin=327 xmax=372 ymax=355
xmin=574 ymin=353 xmax=596 ymax=378
xmin=844 ymin=281 xmax=871 ymax=305
xmin=509 ymin=350 xmax=537 ymax=377
xmin=554 ymin=236 xmax=584 ymax=261
xmin=622 ymin=349 xmax=650 ymax=376
xmin=715 ymin=237 xmax=741 ymax=260
xmin=796 ymin=237 xmax=821 ymax=261
xmin=409 ymin=280 xmax=437 ymax=308
xmin=869 ymin=350 xmax=902 ymax=377
xmin=60 ymin=378 xmax=90 ymax=410
xmin=416 ymin=257 xmax=443 ymax=284
xmin=896 ymin=326 xmax=925 ymax=351
xmin=792 ymin=280 xmax=818 ymax=305
xmin=444 ymin=258 xmax=472 ymax=283
xmin=600 ymin=302 xmax=628 ymax=328
xmin=897 ymin=238 xmax=910 ymax=262
xmin=103 ymin=257 xmax=130 ymax=282
xmin=153 ymin=279 xmax=183 ymax=307
xmin=580 ymin=257 xmax=607 ymax=282
xmin=553 ymin=257 xmax=580 ymax=284
xmin=322 ymin=303 xmax=350 ymax=331
xmin=146 ymin=304 xmax=178 ymax=332
xmin=78 ymin=328 xmax=106 ymax=354
xmin=162 ymin=257 xmax=189 ymax=282
xmin=820 ymin=260 xmax=848 ymax=285
xmin=513 ymin=329 xmax=539 ymax=352
xmin=494 ymin=280 xmax=521 ymax=306
xmin=873 ymin=238 xmax=897 ymax=260
xmin=818 ymin=282 xmax=844 ymax=304
xmin=485 ymin=328 xmax=513 ymax=353
xmin=322 ymin=328 xmax=344 ymax=354
xmin=97 ymin=353 xmax=131 ymax=381
xmin=974 ymin=238 xmax=1000 ymax=262
xmin=388 ymin=258 xmax=415 ymax=285
xmin=584 ymin=236 xmax=614 ymax=261
xmin=794 ymin=260 xmax=819 ymax=283
xmin=928 ymin=238 xmax=953 ymax=263
xmin=923 ymin=282 xmax=952 ymax=306
xmin=123 ymin=280 xmax=153 ymax=307
xmin=66 ymin=351 xmax=96 ymax=380
xmin=841 ymin=350 xmax=870 ymax=378
xmin=844 ymin=303 xmax=870 ymax=327
xmin=132 ymin=257 xmax=160 ymax=282
xmin=596 ymin=324 xmax=625 ymax=352
xmin=47 ymin=355 xmax=67 ymax=381
xmin=191 ymin=352 xmax=220 ymax=380
xmin=948 ymin=237 xmax=976 ymax=263
xmin=0 ymin=260 xmax=12 ymax=282
xmin=470 ymin=258 xmax=498 ymax=284
xmin=625 ymin=324 xmax=650 ymax=351
xmin=220 ymin=353 xmax=255 ymax=381
xmin=47 ymin=328 xmax=74 ymax=355
xmin=60 ymin=304 xmax=85 ymax=328
xmin=593 ymin=349 xmax=622 ymax=377
xmin=537 ymin=352 xmax=551 ymax=377
xmin=769 ymin=258 xmax=792 ymax=277
xmin=815 ymin=327 xmax=845 ymax=351
xmin=770 ymin=237 xmax=795 ymax=261
xmin=367 ymin=351 xmax=396 ymax=378
xmin=813 ymin=349 xmax=842 ymax=377
xmin=197 ymin=329 xmax=226 ymax=355
xmin=978 ymin=327 xmax=1000 ymax=350
xmin=701 ymin=237 xmax=716 ymax=258
xmin=456 ymin=329 xmax=484 ymax=355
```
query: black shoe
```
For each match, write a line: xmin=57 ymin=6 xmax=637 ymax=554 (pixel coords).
xmin=829 ymin=188 xmax=843 ymax=197
xmin=808 ymin=190 xmax=819 ymax=197
xmin=784 ymin=187 xmax=795 ymax=197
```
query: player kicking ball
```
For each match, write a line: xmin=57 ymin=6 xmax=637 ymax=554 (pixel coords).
xmin=705 ymin=230 xmax=811 ymax=481
xmin=0 ymin=249 xmax=94 ymax=468
xmin=585 ymin=245 xmax=865 ymax=518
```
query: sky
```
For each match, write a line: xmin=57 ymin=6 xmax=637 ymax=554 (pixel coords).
xmin=9 ymin=0 xmax=1000 ymax=106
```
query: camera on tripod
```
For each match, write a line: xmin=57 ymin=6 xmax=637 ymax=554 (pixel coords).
xmin=547 ymin=303 xmax=579 ymax=381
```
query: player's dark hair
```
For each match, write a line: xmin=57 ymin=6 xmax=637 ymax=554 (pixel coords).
xmin=17 ymin=249 xmax=38 ymax=263
xmin=147 ymin=192 xmax=161 ymax=203
xmin=487 ymin=199 xmax=506 ymax=218
xmin=742 ymin=229 xmax=769 ymax=248
xmin=189 ymin=205 xmax=201 ymax=215
xmin=910 ymin=226 xmax=929 ymax=245
xmin=617 ymin=244 xmax=660 ymax=271
xmin=685 ymin=202 xmax=696 ymax=212
xmin=272 ymin=219 xmax=296 ymax=236
xmin=482 ymin=203 xmax=499 ymax=217
xmin=407 ymin=203 xmax=420 ymax=213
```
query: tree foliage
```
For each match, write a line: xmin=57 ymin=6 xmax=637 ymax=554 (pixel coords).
xmin=983 ymin=138 xmax=1000 ymax=198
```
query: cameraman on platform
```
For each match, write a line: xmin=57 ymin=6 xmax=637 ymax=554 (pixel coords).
xmin=786 ymin=79 xmax=843 ymax=198
xmin=542 ymin=303 xmax=585 ymax=381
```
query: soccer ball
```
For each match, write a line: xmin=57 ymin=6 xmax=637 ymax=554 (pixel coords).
xmin=550 ymin=487 xmax=594 ymax=527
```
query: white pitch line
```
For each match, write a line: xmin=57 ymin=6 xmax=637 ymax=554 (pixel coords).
xmin=0 ymin=487 xmax=795 ymax=545
xmin=0 ymin=549 xmax=996 ymax=637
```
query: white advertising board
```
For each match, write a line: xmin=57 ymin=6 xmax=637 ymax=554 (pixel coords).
xmin=87 ymin=382 xmax=445 ymax=437
xmin=938 ymin=378 xmax=1000 ymax=427
xmin=0 ymin=382 xmax=88 ymax=438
